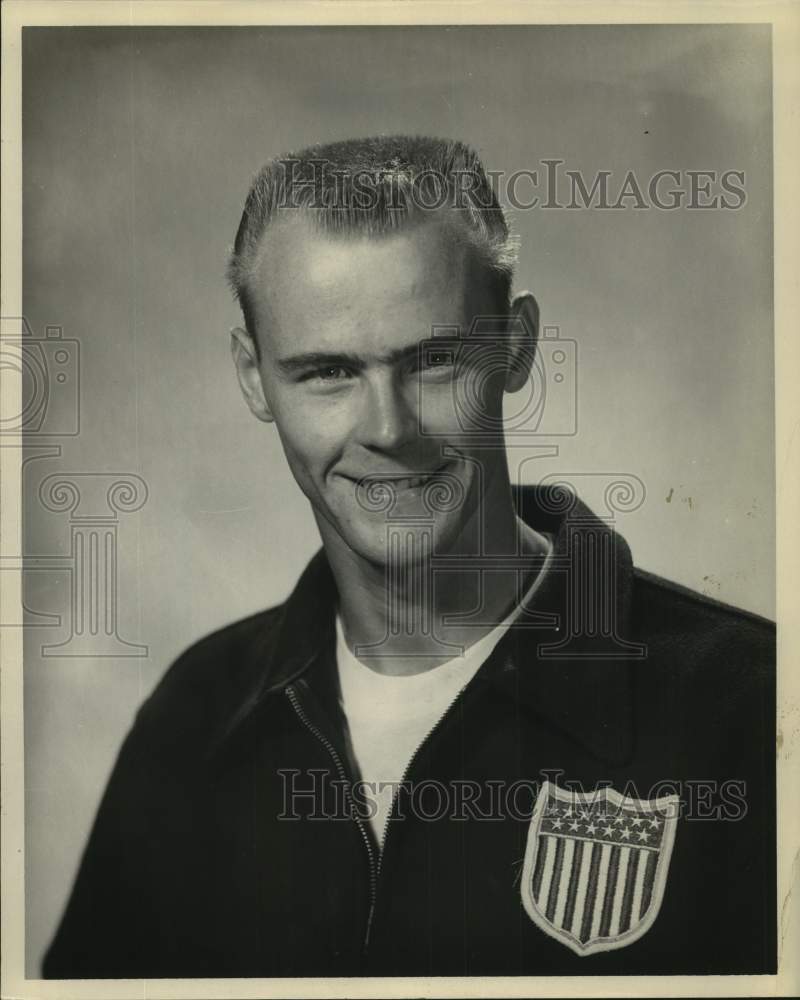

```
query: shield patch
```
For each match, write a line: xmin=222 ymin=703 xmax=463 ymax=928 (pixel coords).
xmin=521 ymin=780 xmax=679 ymax=956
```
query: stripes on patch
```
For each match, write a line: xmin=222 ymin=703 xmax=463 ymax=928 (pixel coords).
xmin=521 ymin=780 xmax=679 ymax=956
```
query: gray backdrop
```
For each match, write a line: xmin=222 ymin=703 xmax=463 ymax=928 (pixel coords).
xmin=21 ymin=24 xmax=773 ymax=973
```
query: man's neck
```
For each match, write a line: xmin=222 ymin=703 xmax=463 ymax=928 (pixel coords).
xmin=319 ymin=477 xmax=550 ymax=676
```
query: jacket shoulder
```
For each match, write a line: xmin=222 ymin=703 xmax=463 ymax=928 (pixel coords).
xmin=134 ymin=604 xmax=286 ymax=746
xmin=632 ymin=567 xmax=774 ymax=675
xmin=633 ymin=566 xmax=773 ymax=628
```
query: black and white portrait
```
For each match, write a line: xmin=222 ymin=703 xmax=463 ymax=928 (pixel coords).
xmin=2 ymin=6 xmax=793 ymax=994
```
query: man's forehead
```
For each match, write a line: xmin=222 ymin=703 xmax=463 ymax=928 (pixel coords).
xmin=249 ymin=213 xmax=485 ymax=319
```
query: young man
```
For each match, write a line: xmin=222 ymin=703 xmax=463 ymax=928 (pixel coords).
xmin=44 ymin=136 xmax=775 ymax=978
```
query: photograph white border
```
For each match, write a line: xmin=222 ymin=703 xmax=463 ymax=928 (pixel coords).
xmin=2 ymin=2 xmax=797 ymax=998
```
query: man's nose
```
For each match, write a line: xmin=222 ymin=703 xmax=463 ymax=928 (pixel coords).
xmin=359 ymin=373 xmax=417 ymax=452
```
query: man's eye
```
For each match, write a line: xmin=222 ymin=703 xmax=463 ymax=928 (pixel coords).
xmin=303 ymin=366 xmax=351 ymax=383
xmin=425 ymin=350 xmax=455 ymax=368
xmin=420 ymin=349 xmax=456 ymax=373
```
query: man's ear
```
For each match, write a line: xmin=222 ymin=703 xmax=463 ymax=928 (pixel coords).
xmin=506 ymin=291 xmax=539 ymax=393
xmin=230 ymin=327 xmax=275 ymax=423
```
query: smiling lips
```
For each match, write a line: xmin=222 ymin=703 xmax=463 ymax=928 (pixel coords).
xmin=387 ymin=472 xmax=440 ymax=491
xmin=348 ymin=463 xmax=452 ymax=492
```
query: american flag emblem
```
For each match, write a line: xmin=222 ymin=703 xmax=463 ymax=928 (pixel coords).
xmin=521 ymin=780 xmax=679 ymax=955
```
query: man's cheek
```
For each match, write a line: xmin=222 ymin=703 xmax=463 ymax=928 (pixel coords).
xmin=417 ymin=379 xmax=464 ymax=437
xmin=279 ymin=420 xmax=346 ymax=485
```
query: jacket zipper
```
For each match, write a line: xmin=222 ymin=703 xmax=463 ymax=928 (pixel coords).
xmin=287 ymin=655 xmax=505 ymax=955
xmin=364 ymin=676 xmax=477 ymax=949
xmin=285 ymin=685 xmax=378 ymax=952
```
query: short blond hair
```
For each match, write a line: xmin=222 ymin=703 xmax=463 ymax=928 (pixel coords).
xmin=227 ymin=135 xmax=518 ymax=338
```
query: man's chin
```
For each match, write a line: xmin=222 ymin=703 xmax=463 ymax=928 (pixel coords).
xmin=338 ymin=514 xmax=466 ymax=569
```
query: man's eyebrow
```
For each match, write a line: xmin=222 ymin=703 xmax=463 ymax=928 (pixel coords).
xmin=275 ymin=342 xmax=427 ymax=375
xmin=275 ymin=351 xmax=366 ymax=375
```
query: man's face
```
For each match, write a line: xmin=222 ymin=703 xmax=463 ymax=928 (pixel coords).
xmin=234 ymin=216 xmax=528 ymax=566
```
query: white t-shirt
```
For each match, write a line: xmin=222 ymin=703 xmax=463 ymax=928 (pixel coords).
xmin=336 ymin=525 xmax=554 ymax=844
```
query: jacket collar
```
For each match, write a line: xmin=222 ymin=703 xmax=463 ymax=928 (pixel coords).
xmin=477 ymin=484 xmax=641 ymax=765
xmin=209 ymin=485 xmax=640 ymax=767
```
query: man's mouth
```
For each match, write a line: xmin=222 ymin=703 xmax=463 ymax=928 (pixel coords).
xmin=347 ymin=463 xmax=453 ymax=492
xmin=387 ymin=471 xmax=442 ymax=490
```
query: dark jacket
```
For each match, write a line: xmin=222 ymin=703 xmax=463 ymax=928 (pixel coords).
xmin=43 ymin=486 xmax=776 ymax=978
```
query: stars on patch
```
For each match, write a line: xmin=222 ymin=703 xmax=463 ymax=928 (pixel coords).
xmin=539 ymin=799 xmax=667 ymax=850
